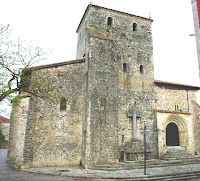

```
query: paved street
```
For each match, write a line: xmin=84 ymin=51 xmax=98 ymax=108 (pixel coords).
xmin=1 ymin=149 xmax=200 ymax=180
xmin=0 ymin=149 xmax=75 ymax=181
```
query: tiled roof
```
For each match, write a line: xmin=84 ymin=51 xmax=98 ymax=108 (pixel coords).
xmin=76 ymin=4 xmax=153 ymax=33
xmin=28 ymin=58 xmax=85 ymax=70
xmin=154 ymin=80 xmax=200 ymax=90
xmin=0 ymin=116 xmax=10 ymax=123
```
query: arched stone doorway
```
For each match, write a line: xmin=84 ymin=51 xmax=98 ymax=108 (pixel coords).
xmin=163 ymin=115 xmax=188 ymax=147
xmin=166 ymin=123 xmax=179 ymax=146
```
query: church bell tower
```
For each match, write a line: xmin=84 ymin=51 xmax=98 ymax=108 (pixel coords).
xmin=76 ymin=4 xmax=156 ymax=168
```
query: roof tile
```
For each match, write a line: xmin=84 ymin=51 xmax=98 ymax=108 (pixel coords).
xmin=0 ymin=116 xmax=10 ymax=123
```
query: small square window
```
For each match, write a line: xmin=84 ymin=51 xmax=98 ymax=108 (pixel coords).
xmin=100 ymin=98 xmax=107 ymax=107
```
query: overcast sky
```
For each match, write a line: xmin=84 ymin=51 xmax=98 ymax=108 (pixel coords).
xmin=1 ymin=0 xmax=200 ymax=117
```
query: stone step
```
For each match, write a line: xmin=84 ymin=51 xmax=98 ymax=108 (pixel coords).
xmin=160 ymin=147 xmax=199 ymax=161
xmin=161 ymin=154 xmax=196 ymax=159
xmin=126 ymin=171 xmax=200 ymax=181
xmin=91 ymin=158 xmax=200 ymax=171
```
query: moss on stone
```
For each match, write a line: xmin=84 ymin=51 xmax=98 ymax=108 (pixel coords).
xmin=87 ymin=26 xmax=115 ymax=40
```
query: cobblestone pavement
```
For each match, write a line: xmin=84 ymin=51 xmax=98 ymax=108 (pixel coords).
xmin=1 ymin=149 xmax=200 ymax=180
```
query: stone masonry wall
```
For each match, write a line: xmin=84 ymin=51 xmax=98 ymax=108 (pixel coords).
xmin=156 ymin=111 xmax=195 ymax=156
xmin=154 ymin=84 xmax=197 ymax=112
xmin=27 ymin=62 xmax=85 ymax=168
xmin=9 ymin=61 xmax=85 ymax=168
xmin=76 ymin=9 xmax=91 ymax=60
xmin=191 ymin=101 xmax=200 ymax=155
xmin=8 ymin=95 xmax=30 ymax=168
xmin=78 ymin=5 xmax=157 ymax=167
xmin=155 ymin=84 xmax=198 ymax=156
xmin=0 ymin=123 xmax=10 ymax=141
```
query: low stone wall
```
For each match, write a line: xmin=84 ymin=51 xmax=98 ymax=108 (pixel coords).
xmin=0 ymin=123 xmax=10 ymax=141
xmin=0 ymin=141 xmax=9 ymax=149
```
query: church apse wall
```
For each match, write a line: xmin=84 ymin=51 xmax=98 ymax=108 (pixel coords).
xmin=31 ymin=62 xmax=85 ymax=168
xmin=8 ymin=60 xmax=85 ymax=168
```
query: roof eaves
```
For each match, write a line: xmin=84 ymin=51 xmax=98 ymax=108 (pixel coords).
xmin=93 ymin=4 xmax=153 ymax=21
xmin=154 ymin=109 xmax=191 ymax=115
xmin=28 ymin=58 xmax=85 ymax=70
xmin=76 ymin=4 xmax=91 ymax=33
xmin=154 ymin=80 xmax=200 ymax=90
xmin=0 ymin=116 xmax=10 ymax=123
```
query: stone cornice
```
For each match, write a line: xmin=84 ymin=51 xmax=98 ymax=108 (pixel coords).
xmin=154 ymin=109 xmax=191 ymax=115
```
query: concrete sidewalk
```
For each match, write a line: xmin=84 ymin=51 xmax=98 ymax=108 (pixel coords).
xmin=24 ymin=161 xmax=200 ymax=180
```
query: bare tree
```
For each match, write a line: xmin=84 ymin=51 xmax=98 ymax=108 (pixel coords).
xmin=0 ymin=24 xmax=48 ymax=115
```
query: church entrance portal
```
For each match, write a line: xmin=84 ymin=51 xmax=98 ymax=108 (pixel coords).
xmin=166 ymin=123 xmax=179 ymax=146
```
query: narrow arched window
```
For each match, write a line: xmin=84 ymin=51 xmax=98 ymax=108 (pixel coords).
xmin=140 ymin=65 xmax=144 ymax=74
xmin=123 ymin=63 xmax=127 ymax=73
xmin=107 ymin=17 xmax=113 ymax=26
xmin=133 ymin=23 xmax=137 ymax=31
xmin=60 ymin=97 xmax=66 ymax=111
xmin=175 ymin=105 xmax=179 ymax=111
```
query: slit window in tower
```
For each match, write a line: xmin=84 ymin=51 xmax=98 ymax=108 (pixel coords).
xmin=107 ymin=17 xmax=113 ymax=26
xmin=140 ymin=65 xmax=144 ymax=74
xmin=123 ymin=63 xmax=127 ymax=73
xmin=133 ymin=23 xmax=137 ymax=31
xmin=60 ymin=97 xmax=67 ymax=111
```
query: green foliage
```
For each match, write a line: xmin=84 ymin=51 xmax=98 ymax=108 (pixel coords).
xmin=0 ymin=24 xmax=77 ymax=117
xmin=71 ymin=102 xmax=78 ymax=111
xmin=106 ymin=27 xmax=114 ymax=37
xmin=0 ymin=129 xmax=5 ymax=142
xmin=29 ymin=69 xmax=62 ymax=102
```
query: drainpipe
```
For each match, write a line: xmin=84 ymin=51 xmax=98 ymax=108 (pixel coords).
xmin=187 ymin=89 xmax=190 ymax=112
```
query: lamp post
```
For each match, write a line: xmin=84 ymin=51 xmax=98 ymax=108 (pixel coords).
xmin=141 ymin=121 xmax=149 ymax=175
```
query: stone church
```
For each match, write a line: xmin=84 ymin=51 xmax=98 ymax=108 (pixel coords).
xmin=8 ymin=4 xmax=200 ymax=169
